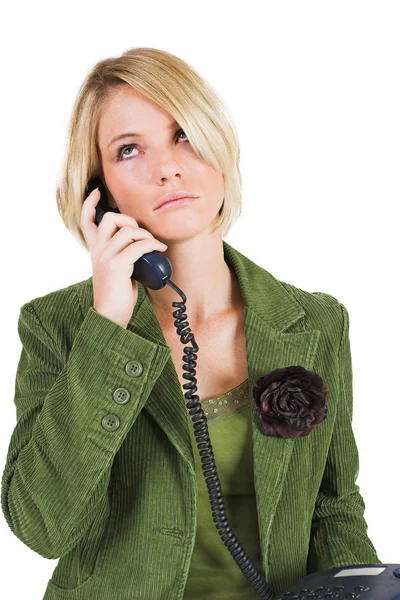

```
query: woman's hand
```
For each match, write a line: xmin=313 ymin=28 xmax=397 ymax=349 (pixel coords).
xmin=80 ymin=187 xmax=168 ymax=328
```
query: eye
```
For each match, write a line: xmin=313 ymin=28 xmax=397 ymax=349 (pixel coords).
xmin=117 ymin=144 xmax=138 ymax=161
xmin=176 ymin=128 xmax=188 ymax=142
xmin=117 ymin=128 xmax=188 ymax=161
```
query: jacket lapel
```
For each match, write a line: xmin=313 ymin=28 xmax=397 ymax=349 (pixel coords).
xmin=80 ymin=240 xmax=321 ymax=546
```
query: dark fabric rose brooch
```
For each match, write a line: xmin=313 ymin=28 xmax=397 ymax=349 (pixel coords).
xmin=253 ymin=366 xmax=329 ymax=439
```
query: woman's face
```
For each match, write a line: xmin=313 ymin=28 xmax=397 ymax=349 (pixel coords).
xmin=97 ymin=84 xmax=225 ymax=241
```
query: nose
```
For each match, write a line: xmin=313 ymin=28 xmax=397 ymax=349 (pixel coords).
xmin=155 ymin=154 xmax=183 ymax=181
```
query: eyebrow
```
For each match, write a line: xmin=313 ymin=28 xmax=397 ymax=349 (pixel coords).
xmin=107 ymin=120 xmax=180 ymax=149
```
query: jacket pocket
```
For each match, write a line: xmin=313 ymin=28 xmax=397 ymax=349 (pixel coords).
xmin=42 ymin=573 xmax=101 ymax=600
xmin=45 ymin=483 xmax=117 ymax=595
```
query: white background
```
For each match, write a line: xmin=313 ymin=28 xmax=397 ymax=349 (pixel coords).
xmin=1 ymin=1 xmax=399 ymax=598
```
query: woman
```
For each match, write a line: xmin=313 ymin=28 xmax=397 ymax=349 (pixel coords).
xmin=1 ymin=47 xmax=380 ymax=600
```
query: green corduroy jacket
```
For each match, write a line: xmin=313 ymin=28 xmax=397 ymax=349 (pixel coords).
xmin=1 ymin=240 xmax=381 ymax=599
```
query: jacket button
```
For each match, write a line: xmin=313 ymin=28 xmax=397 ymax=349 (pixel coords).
xmin=125 ymin=360 xmax=143 ymax=377
xmin=113 ymin=387 xmax=131 ymax=405
xmin=101 ymin=414 xmax=120 ymax=431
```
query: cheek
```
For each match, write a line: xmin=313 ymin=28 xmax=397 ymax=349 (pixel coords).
xmin=107 ymin=178 xmax=147 ymax=215
xmin=206 ymin=170 xmax=224 ymax=197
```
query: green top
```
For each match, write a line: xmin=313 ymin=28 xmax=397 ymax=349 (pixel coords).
xmin=184 ymin=378 xmax=263 ymax=599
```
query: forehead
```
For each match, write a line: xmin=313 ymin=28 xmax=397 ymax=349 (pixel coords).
xmin=97 ymin=85 xmax=173 ymax=148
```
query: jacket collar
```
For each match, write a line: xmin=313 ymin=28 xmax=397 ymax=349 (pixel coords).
xmin=80 ymin=240 xmax=321 ymax=550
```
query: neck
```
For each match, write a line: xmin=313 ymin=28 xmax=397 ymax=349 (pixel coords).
xmin=145 ymin=236 xmax=242 ymax=326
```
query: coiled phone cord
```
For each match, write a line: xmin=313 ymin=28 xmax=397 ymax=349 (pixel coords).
xmin=85 ymin=173 xmax=278 ymax=597
xmin=166 ymin=278 xmax=276 ymax=600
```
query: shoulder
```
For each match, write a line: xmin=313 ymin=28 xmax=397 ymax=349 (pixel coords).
xmin=225 ymin=241 xmax=345 ymax=325
xmin=278 ymin=278 xmax=347 ymax=343
xmin=224 ymin=240 xmax=347 ymax=343
xmin=18 ymin=278 xmax=92 ymax=355
xmin=280 ymin=278 xmax=343 ymax=316
xmin=20 ymin=277 xmax=90 ymax=318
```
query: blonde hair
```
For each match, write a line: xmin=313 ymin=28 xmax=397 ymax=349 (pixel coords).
xmin=55 ymin=47 xmax=242 ymax=252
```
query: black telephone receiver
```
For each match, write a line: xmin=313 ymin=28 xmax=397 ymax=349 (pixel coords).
xmin=84 ymin=176 xmax=172 ymax=290
xmin=83 ymin=175 xmax=275 ymax=599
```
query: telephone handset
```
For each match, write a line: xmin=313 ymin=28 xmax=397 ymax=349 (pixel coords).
xmin=84 ymin=177 xmax=171 ymax=290
xmin=83 ymin=176 xmax=274 ymax=599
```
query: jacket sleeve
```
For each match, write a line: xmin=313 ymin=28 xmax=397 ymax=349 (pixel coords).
xmin=307 ymin=300 xmax=381 ymax=574
xmin=1 ymin=295 xmax=171 ymax=560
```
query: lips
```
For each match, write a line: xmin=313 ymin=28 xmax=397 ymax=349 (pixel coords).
xmin=155 ymin=191 xmax=199 ymax=210
xmin=155 ymin=196 xmax=198 ymax=212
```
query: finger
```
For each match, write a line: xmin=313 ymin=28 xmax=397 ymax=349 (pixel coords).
xmin=80 ymin=188 xmax=142 ymax=251
xmin=101 ymin=225 xmax=160 ymax=259
xmin=118 ymin=236 xmax=168 ymax=267
xmin=80 ymin=188 xmax=101 ymax=250
xmin=95 ymin=213 xmax=152 ymax=249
